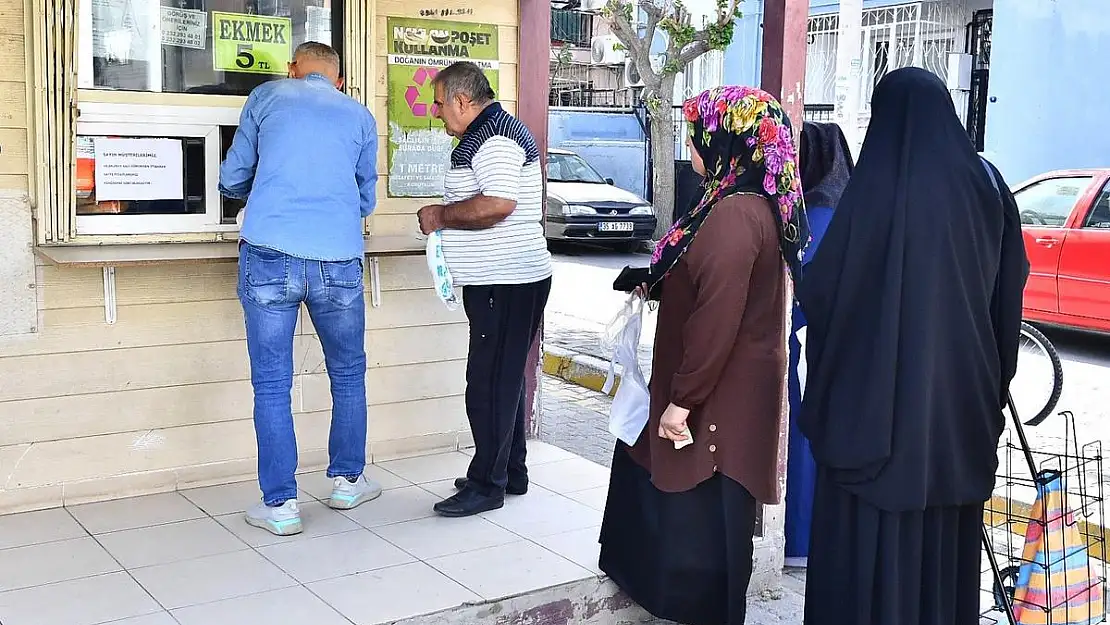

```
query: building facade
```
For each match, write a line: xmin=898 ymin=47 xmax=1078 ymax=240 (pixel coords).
xmin=548 ymin=0 xmax=725 ymax=109
xmin=0 ymin=0 xmax=549 ymax=513
xmin=983 ymin=0 xmax=1110 ymax=184
xmin=724 ymin=0 xmax=1109 ymax=183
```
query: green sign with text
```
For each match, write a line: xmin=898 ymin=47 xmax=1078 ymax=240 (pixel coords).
xmin=386 ymin=17 xmax=500 ymax=197
xmin=212 ymin=12 xmax=291 ymax=75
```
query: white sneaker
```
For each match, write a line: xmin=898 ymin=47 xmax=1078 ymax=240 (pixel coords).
xmin=328 ymin=474 xmax=383 ymax=510
xmin=245 ymin=499 xmax=303 ymax=536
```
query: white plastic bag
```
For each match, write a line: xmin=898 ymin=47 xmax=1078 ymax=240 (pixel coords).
xmin=603 ymin=294 xmax=651 ymax=446
xmin=600 ymin=294 xmax=634 ymax=355
xmin=425 ymin=231 xmax=460 ymax=311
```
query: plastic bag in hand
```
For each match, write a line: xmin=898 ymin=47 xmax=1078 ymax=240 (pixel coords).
xmin=601 ymin=293 xmax=639 ymax=355
xmin=426 ymin=231 xmax=460 ymax=311
xmin=603 ymin=294 xmax=650 ymax=446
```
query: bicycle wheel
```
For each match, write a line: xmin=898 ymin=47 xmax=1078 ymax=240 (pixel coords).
xmin=1010 ymin=322 xmax=1064 ymax=426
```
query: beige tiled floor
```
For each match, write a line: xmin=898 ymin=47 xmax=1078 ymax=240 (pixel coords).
xmin=0 ymin=443 xmax=608 ymax=625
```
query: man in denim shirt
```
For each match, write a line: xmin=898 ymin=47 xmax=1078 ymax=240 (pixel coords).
xmin=220 ymin=42 xmax=380 ymax=536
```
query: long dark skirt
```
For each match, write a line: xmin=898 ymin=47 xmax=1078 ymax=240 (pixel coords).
xmin=804 ymin=468 xmax=983 ymax=625
xmin=599 ymin=444 xmax=757 ymax=625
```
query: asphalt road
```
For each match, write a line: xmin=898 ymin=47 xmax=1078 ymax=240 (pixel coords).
xmin=546 ymin=242 xmax=655 ymax=353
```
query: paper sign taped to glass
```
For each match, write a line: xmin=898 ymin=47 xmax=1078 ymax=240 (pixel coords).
xmin=160 ymin=7 xmax=207 ymax=50
xmin=1011 ymin=471 xmax=1104 ymax=625
xmin=212 ymin=11 xmax=291 ymax=75
xmin=92 ymin=137 xmax=184 ymax=202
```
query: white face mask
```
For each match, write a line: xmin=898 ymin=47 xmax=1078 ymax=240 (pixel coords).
xmin=425 ymin=231 xmax=460 ymax=311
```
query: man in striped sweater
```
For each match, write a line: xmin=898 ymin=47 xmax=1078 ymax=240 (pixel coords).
xmin=417 ymin=61 xmax=552 ymax=518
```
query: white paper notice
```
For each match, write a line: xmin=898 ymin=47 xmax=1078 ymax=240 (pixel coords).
xmin=305 ymin=5 xmax=331 ymax=44
xmin=160 ymin=7 xmax=207 ymax=49
xmin=93 ymin=138 xmax=184 ymax=202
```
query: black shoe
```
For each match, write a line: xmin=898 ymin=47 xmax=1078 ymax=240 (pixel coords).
xmin=433 ymin=488 xmax=505 ymax=518
xmin=453 ymin=477 xmax=528 ymax=496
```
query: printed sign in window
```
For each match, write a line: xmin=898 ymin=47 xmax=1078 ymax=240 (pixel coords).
xmin=212 ymin=11 xmax=292 ymax=75
xmin=160 ymin=7 xmax=207 ymax=50
xmin=92 ymin=138 xmax=185 ymax=202
xmin=305 ymin=5 xmax=331 ymax=44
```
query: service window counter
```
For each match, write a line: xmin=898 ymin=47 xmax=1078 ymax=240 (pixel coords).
xmin=45 ymin=0 xmax=427 ymax=311
xmin=72 ymin=0 xmax=343 ymax=237
xmin=0 ymin=0 xmax=538 ymax=514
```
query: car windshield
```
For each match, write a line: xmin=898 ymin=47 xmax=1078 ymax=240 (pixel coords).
xmin=547 ymin=153 xmax=607 ymax=184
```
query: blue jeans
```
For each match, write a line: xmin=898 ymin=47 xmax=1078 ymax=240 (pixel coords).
xmin=238 ymin=243 xmax=368 ymax=506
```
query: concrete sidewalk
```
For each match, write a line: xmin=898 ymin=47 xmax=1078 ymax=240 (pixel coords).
xmin=535 ymin=375 xmax=805 ymax=623
xmin=535 ymin=375 xmax=1024 ymax=625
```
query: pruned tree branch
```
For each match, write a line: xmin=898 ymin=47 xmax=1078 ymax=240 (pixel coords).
xmin=638 ymin=1 xmax=664 ymax=81
xmin=718 ymin=0 xmax=739 ymax=24
xmin=675 ymin=34 xmax=710 ymax=67
xmin=606 ymin=0 xmax=662 ymax=85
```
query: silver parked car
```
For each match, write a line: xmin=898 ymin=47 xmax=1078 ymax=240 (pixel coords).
xmin=544 ymin=149 xmax=657 ymax=251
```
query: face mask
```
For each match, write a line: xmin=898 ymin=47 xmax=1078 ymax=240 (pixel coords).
xmin=425 ymin=230 xmax=460 ymax=310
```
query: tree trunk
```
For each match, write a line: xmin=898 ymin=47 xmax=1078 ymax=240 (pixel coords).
xmin=649 ymin=108 xmax=677 ymax=239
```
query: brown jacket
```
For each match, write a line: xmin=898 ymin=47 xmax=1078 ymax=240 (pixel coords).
xmin=628 ymin=193 xmax=787 ymax=503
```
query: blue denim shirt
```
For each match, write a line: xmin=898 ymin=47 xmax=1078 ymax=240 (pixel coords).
xmin=220 ymin=74 xmax=378 ymax=261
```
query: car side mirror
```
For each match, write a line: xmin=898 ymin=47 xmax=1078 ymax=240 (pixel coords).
xmin=605 ymin=178 xmax=614 ymax=185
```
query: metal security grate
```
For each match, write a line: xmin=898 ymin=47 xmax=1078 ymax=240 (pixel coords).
xmin=804 ymin=104 xmax=836 ymax=123
xmin=966 ymin=9 xmax=993 ymax=152
xmin=804 ymin=1 xmax=975 ymax=148
xmin=551 ymin=9 xmax=593 ymax=48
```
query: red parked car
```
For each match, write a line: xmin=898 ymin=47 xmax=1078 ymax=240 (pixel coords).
xmin=1015 ymin=168 xmax=1110 ymax=333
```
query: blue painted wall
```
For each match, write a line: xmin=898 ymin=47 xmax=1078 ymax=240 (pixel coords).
xmin=547 ymin=109 xmax=650 ymax=198
xmin=983 ymin=0 xmax=1110 ymax=184
xmin=723 ymin=0 xmax=765 ymax=87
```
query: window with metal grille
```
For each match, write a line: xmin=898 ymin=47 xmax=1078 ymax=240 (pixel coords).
xmin=550 ymin=9 xmax=592 ymax=48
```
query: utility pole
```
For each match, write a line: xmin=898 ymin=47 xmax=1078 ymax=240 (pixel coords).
xmin=834 ymin=0 xmax=863 ymax=152
xmin=761 ymin=0 xmax=808 ymax=134
xmin=760 ymin=0 xmax=807 ymax=559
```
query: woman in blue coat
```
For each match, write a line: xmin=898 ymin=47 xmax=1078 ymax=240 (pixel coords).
xmin=784 ymin=121 xmax=854 ymax=568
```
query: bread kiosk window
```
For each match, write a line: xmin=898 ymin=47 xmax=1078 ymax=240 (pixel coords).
xmin=74 ymin=0 xmax=341 ymax=235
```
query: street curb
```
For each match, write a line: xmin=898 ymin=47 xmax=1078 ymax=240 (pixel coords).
xmin=542 ymin=346 xmax=619 ymax=397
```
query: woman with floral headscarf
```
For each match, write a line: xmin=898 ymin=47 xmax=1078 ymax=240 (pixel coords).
xmin=600 ymin=86 xmax=809 ymax=625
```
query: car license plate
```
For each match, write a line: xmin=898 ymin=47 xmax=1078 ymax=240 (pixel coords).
xmin=598 ymin=222 xmax=634 ymax=232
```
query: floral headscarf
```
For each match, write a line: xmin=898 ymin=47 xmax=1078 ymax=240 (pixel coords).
xmin=648 ymin=86 xmax=810 ymax=291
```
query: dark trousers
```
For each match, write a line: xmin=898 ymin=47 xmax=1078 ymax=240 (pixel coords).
xmin=462 ymin=278 xmax=551 ymax=496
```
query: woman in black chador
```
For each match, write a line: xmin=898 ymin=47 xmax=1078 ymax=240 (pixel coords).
xmin=798 ymin=67 xmax=1029 ymax=625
